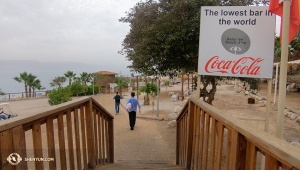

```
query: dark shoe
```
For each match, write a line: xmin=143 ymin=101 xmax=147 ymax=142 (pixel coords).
xmin=130 ymin=127 xmax=134 ymax=130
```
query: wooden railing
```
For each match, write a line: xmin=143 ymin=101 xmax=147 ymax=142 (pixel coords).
xmin=0 ymin=96 xmax=114 ymax=170
xmin=176 ymin=97 xmax=300 ymax=170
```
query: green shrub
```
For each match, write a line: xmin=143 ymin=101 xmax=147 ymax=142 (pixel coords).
xmin=86 ymin=85 xmax=99 ymax=95
xmin=70 ymin=82 xmax=86 ymax=97
xmin=48 ymin=87 xmax=72 ymax=106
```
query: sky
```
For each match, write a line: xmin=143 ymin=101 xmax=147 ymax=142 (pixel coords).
xmin=0 ymin=0 xmax=140 ymax=75
xmin=0 ymin=1 xmax=280 ymax=93
xmin=0 ymin=1 xmax=280 ymax=66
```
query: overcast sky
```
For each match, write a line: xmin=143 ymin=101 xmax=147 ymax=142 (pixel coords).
xmin=0 ymin=0 xmax=140 ymax=75
xmin=0 ymin=1 xmax=280 ymax=74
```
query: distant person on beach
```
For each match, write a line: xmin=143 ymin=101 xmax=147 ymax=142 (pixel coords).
xmin=126 ymin=92 xmax=141 ymax=130
xmin=0 ymin=108 xmax=8 ymax=120
xmin=113 ymin=92 xmax=122 ymax=115
xmin=0 ymin=108 xmax=17 ymax=119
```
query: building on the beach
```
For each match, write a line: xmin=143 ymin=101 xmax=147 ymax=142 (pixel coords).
xmin=93 ymin=71 xmax=118 ymax=93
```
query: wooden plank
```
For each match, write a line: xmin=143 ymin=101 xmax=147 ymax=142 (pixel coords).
xmin=101 ymin=114 xmax=106 ymax=163
xmin=1 ymin=129 xmax=14 ymax=170
xmin=80 ymin=105 xmax=88 ymax=170
xmin=12 ymin=125 xmax=28 ymax=170
xmin=105 ymin=117 xmax=110 ymax=163
xmin=185 ymin=101 xmax=195 ymax=170
xmin=57 ymin=113 xmax=67 ymax=170
xmin=46 ymin=118 xmax=56 ymax=170
xmin=85 ymin=100 xmax=96 ymax=169
xmin=98 ymin=113 xmax=103 ymax=165
xmin=93 ymin=108 xmax=98 ymax=164
xmin=32 ymin=123 xmax=44 ymax=170
xmin=73 ymin=107 xmax=82 ymax=170
xmin=198 ymin=108 xmax=205 ymax=168
xmin=236 ymin=134 xmax=247 ymax=170
xmin=108 ymin=117 xmax=114 ymax=163
xmin=190 ymin=105 xmax=198 ymax=170
xmin=192 ymin=106 xmax=200 ymax=169
xmin=245 ymin=141 xmax=256 ymax=170
xmin=225 ymin=129 xmax=231 ymax=169
xmin=227 ymin=130 xmax=238 ymax=170
xmin=183 ymin=114 xmax=187 ymax=165
xmin=179 ymin=120 xmax=183 ymax=165
xmin=215 ymin=122 xmax=224 ymax=170
xmin=265 ymin=153 xmax=279 ymax=170
xmin=74 ymin=107 xmax=82 ymax=169
xmin=176 ymin=115 xmax=180 ymax=165
xmin=66 ymin=110 xmax=75 ymax=169
xmin=202 ymin=113 xmax=210 ymax=170
xmin=209 ymin=118 xmax=217 ymax=170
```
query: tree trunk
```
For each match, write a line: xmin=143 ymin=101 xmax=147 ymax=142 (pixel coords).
xmin=145 ymin=94 xmax=150 ymax=105
xmin=25 ymin=84 xmax=28 ymax=98
xmin=199 ymin=76 xmax=217 ymax=105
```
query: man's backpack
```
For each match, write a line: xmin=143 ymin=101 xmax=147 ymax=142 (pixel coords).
xmin=115 ymin=95 xmax=121 ymax=102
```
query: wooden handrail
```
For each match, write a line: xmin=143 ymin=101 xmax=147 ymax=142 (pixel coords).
xmin=0 ymin=97 xmax=114 ymax=169
xmin=176 ymin=97 xmax=300 ymax=170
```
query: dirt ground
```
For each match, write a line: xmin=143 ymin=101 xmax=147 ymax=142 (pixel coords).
xmin=0 ymin=81 xmax=299 ymax=167
xmin=126 ymin=81 xmax=300 ymax=140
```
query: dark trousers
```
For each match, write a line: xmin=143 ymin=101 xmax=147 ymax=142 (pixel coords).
xmin=128 ymin=111 xmax=136 ymax=128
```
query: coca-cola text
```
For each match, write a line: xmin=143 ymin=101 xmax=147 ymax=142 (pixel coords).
xmin=204 ymin=56 xmax=264 ymax=75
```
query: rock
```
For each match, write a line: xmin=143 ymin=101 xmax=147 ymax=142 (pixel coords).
xmin=173 ymin=107 xmax=182 ymax=113
xmin=167 ymin=120 xmax=177 ymax=128
xmin=284 ymin=109 xmax=289 ymax=116
xmin=290 ymin=113 xmax=299 ymax=120
xmin=167 ymin=112 xmax=179 ymax=120
xmin=259 ymin=101 xmax=267 ymax=107
xmin=296 ymin=118 xmax=300 ymax=126
xmin=290 ymin=142 xmax=300 ymax=148
xmin=287 ymin=112 xmax=293 ymax=118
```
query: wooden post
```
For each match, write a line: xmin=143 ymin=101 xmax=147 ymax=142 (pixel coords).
xmin=276 ymin=0 xmax=291 ymax=139
xmin=108 ymin=119 xmax=114 ymax=163
xmin=86 ymin=100 xmax=96 ymax=169
xmin=185 ymin=101 xmax=195 ymax=169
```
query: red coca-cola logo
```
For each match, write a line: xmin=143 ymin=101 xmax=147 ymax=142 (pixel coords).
xmin=204 ymin=56 xmax=264 ymax=75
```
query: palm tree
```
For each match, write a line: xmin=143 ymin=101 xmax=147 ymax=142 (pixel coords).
xmin=27 ymin=74 xmax=37 ymax=97
xmin=13 ymin=72 xmax=32 ymax=97
xmin=115 ymin=74 xmax=129 ymax=95
xmin=29 ymin=79 xmax=44 ymax=97
xmin=50 ymin=76 xmax=66 ymax=88
xmin=64 ymin=71 xmax=76 ymax=86
xmin=80 ymin=72 xmax=91 ymax=85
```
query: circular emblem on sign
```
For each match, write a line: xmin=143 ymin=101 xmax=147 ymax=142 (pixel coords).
xmin=221 ymin=28 xmax=250 ymax=55
xmin=7 ymin=153 xmax=22 ymax=165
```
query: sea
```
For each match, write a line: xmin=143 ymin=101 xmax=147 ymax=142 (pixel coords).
xmin=0 ymin=60 xmax=128 ymax=94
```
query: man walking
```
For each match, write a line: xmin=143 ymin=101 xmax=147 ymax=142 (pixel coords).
xmin=113 ymin=92 xmax=122 ymax=114
xmin=126 ymin=92 xmax=141 ymax=130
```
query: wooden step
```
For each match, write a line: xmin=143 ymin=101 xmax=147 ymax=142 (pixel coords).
xmin=95 ymin=160 xmax=186 ymax=170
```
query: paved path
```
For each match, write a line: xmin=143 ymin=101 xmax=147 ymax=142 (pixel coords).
xmin=94 ymin=94 xmax=177 ymax=165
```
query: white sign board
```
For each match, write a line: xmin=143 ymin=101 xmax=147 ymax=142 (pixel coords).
xmin=198 ymin=6 xmax=275 ymax=78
